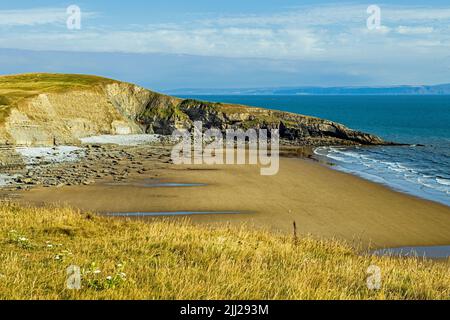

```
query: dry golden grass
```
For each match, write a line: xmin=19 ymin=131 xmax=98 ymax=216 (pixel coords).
xmin=0 ymin=73 xmax=117 ymax=94
xmin=0 ymin=203 xmax=448 ymax=300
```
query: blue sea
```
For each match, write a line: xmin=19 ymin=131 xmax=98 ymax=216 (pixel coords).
xmin=180 ymin=95 xmax=450 ymax=207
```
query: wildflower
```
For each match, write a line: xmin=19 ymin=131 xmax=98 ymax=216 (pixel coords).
xmin=93 ymin=269 xmax=101 ymax=274
xmin=119 ymin=272 xmax=126 ymax=278
xmin=217 ymin=236 xmax=226 ymax=244
xmin=106 ymin=276 xmax=112 ymax=280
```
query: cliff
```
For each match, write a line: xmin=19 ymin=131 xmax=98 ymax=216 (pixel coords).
xmin=0 ymin=73 xmax=385 ymax=147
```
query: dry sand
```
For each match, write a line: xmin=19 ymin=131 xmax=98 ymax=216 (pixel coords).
xmin=14 ymin=156 xmax=450 ymax=249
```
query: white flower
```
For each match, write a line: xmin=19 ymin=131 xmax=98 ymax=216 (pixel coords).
xmin=47 ymin=244 xmax=53 ymax=248
xmin=54 ymin=255 xmax=61 ymax=260
xmin=93 ymin=269 xmax=101 ymax=274
xmin=106 ymin=276 xmax=112 ymax=280
xmin=18 ymin=237 xmax=28 ymax=242
xmin=119 ymin=272 xmax=126 ymax=278
xmin=217 ymin=236 xmax=226 ymax=244
xmin=116 ymin=263 xmax=123 ymax=268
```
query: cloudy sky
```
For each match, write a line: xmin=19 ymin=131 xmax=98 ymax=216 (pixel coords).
xmin=0 ymin=1 xmax=449 ymax=89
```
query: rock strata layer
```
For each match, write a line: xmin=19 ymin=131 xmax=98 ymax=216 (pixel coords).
xmin=0 ymin=74 xmax=386 ymax=147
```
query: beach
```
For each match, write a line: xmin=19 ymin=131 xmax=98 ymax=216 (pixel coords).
xmin=12 ymin=153 xmax=450 ymax=249
xmin=185 ymin=95 xmax=450 ymax=208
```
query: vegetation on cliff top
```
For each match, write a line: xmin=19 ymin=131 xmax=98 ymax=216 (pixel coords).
xmin=0 ymin=73 xmax=118 ymax=121
xmin=0 ymin=203 xmax=448 ymax=300
xmin=0 ymin=73 xmax=117 ymax=95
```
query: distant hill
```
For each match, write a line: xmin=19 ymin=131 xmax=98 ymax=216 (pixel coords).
xmin=166 ymin=84 xmax=450 ymax=96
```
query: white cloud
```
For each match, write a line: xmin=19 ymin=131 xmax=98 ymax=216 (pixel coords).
xmin=0 ymin=27 xmax=322 ymax=60
xmin=0 ymin=7 xmax=95 ymax=26
xmin=383 ymin=7 xmax=450 ymax=23
xmin=396 ymin=26 xmax=434 ymax=35
xmin=0 ymin=4 xmax=449 ymax=63
xmin=0 ymin=8 xmax=65 ymax=26
xmin=203 ymin=5 xmax=450 ymax=27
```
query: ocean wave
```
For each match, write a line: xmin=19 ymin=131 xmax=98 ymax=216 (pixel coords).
xmin=436 ymin=177 xmax=450 ymax=186
xmin=326 ymin=154 xmax=353 ymax=163
xmin=316 ymin=146 xmax=450 ymax=207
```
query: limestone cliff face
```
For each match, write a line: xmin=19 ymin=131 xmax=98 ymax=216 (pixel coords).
xmin=0 ymin=82 xmax=149 ymax=145
xmin=0 ymin=74 xmax=386 ymax=146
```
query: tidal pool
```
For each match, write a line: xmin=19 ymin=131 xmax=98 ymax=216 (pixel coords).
xmin=106 ymin=181 xmax=207 ymax=188
xmin=106 ymin=211 xmax=241 ymax=217
xmin=371 ymin=245 xmax=450 ymax=259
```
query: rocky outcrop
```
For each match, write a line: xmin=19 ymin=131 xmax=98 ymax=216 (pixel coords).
xmin=0 ymin=74 xmax=386 ymax=146
xmin=164 ymin=99 xmax=386 ymax=146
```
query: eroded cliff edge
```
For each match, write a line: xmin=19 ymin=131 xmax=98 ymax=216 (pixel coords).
xmin=0 ymin=73 xmax=386 ymax=147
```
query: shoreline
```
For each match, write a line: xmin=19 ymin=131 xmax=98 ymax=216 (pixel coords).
xmin=291 ymin=145 xmax=450 ymax=211
xmin=312 ymin=144 xmax=450 ymax=208
xmin=4 ymin=145 xmax=449 ymax=250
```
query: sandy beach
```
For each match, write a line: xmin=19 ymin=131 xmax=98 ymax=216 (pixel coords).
xmin=13 ymin=155 xmax=450 ymax=249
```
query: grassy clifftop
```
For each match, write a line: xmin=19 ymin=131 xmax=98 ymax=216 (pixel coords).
xmin=0 ymin=203 xmax=448 ymax=300
xmin=0 ymin=73 xmax=117 ymax=97
xmin=0 ymin=73 xmax=119 ymax=121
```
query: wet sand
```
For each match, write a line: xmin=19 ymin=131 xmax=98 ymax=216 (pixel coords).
xmin=14 ymin=156 xmax=450 ymax=249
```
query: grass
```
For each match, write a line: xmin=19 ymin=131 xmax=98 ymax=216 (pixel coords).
xmin=0 ymin=99 xmax=11 ymax=121
xmin=0 ymin=203 xmax=449 ymax=300
xmin=0 ymin=73 xmax=118 ymax=122
xmin=140 ymin=101 xmax=189 ymax=122
xmin=179 ymin=98 xmax=264 ymax=116
xmin=0 ymin=73 xmax=117 ymax=94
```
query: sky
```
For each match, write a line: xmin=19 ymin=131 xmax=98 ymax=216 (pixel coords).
xmin=0 ymin=1 xmax=450 ymax=89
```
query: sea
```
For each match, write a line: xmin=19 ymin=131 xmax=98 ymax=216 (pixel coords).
xmin=179 ymin=95 xmax=450 ymax=207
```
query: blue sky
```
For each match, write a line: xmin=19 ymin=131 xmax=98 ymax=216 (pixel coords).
xmin=1 ymin=1 xmax=450 ymax=89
